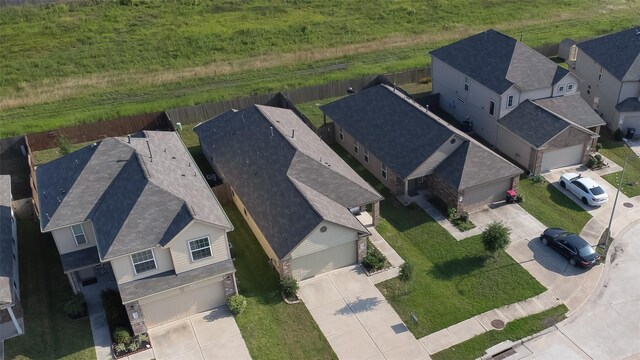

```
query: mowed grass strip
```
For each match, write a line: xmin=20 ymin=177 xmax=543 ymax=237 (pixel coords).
xmin=518 ymin=177 xmax=591 ymax=234
xmin=224 ymin=205 xmax=337 ymax=360
xmin=5 ymin=220 xmax=95 ymax=360
xmin=328 ymin=145 xmax=545 ymax=338
xmin=432 ymin=305 xmax=568 ymax=360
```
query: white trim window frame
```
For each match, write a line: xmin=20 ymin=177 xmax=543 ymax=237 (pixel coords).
xmin=339 ymin=127 xmax=344 ymax=141
xmin=364 ymin=148 xmax=369 ymax=163
xmin=567 ymin=83 xmax=574 ymax=91
xmin=71 ymin=224 xmax=87 ymax=246
xmin=558 ymin=85 xmax=565 ymax=93
xmin=354 ymin=140 xmax=359 ymax=154
xmin=507 ymin=95 xmax=514 ymax=108
xmin=381 ymin=163 xmax=387 ymax=179
xmin=131 ymin=249 xmax=157 ymax=274
xmin=188 ymin=237 xmax=212 ymax=262
xmin=489 ymin=100 xmax=495 ymax=116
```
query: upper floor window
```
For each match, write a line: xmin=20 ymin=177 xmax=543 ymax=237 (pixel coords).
xmin=381 ymin=164 xmax=388 ymax=179
xmin=567 ymin=83 xmax=574 ymax=91
xmin=558 ymin=85 xmax=565 ymax=93
xmin=189 ymin=237 xmax=212 ymax=261
xmin=587 ymin=83 xmax=592 ymax=96
xmin=339 ymin=127 xmax=344 ymax=141
xmin=507 ymin=95 xmax=514 ymax=108
xmin=71 ymin=224 xmax=87 ymax=246
xmin=364 ymin=148 xmax=369 ymax=163
xmin=131 ymin=249 xmax=156 ymax=274
xmin=464 ymin=76 xmax=469 ymax=91
xmin=489 ymin=100 xmax=495 ymax=116
xmin=354 ymin=140 xmax=359 ymax=154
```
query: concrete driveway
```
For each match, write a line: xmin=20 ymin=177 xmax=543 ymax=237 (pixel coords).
xmin=470 ymin=204 xmax=603 ymax=313
xmin=147 ymin=307 xmax=251 ymax=360
xmin=298 ymin=266 xmax=430 ymax=360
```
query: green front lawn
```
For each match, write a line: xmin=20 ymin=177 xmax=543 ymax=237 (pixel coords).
xmin=5 ymin=220 xmax=95 ymax=360
xmin=598 ymin=128 xmax=640 ymax=198
xmin=518 ymin=177 xmax=592 ymax=234
xmin=432 ymin=304 xmax=568 ymax=360
xmin=330 ymin=145 xmax=545 ymax=338
xmin=225 ymin=205 xmax=337 ymax=360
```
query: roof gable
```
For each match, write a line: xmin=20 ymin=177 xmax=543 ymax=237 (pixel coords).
xmin=534 ymin=95 xmax=606 ymax=129
xmin=577 ymin=27 xmax=640 ymax=81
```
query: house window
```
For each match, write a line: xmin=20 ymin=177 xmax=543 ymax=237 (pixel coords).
xmin=567 ymin=83 xmax=574 ymax=91
xmin=339 ymin=127 xmax=344 ymax=141
xmin=417 ymin=177 xmax=424 ymax=184
xmin=381 ymin=164 xmax=387 ymax=179
xmin=364 ymin=148 xmax=369 ymax=163
xmin=71 ymin=224 xmax=87 ymax=246
xmin=598 ymin=68 xmax=603 ymax=81
xmin=558 ymin=85 xmax=565 ymax=93
xmin=489 ymin=100 xmax=495 ymax=116
xmin=507 ymin=95 xmax=514 ymax=108
xmin=188 ymin=237 xmax=212 ymax=261
xmin=464 ymin=76 xmax=469 ymax=91
xmin=354 ymin=140 xmax=359 ymax=154
xmin=131 ymin=249 xmax=157 ymax=274
xmin=587 ymin=83 xmax=591 ymax=96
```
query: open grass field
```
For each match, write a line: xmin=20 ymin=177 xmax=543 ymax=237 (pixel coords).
xmin=0 ymin=0 xmax=638 ymax=136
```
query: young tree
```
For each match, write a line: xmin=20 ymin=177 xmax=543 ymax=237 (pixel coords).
xmin=482 ymin=221 xmax=511 ymax=256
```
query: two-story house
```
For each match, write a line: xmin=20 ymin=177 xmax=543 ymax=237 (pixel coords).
xmin=195 ymin=105 xmax=383 ymax=280
xmin=431 ymin=29 xmax=604 ymax=174
xmin=573 ymin=26 xmax=640 ymax=133
xmin=36 ymin=131 xmax=236 ymax=334
xmin=1 ymin=175 xmax=22 ymax=340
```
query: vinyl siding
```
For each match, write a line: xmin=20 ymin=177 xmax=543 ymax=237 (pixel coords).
xmin=551 ymin=73 xmax=579 ymax=97
xmin=574 ymin=51 xmax=623 ymax=127
xmin=496 ymin=126 xmax=533 ymax=170
xmin=290 ymin=221 xmax=359 ymax=259
xmin=620 ymin=81 xmax=640 ymax=102
xmin=407 ymin=134 xmax=464 ymax=179
xmin=166 ymin=221 xmax=229 ymax=274
xmin=111 ymin=246 xmax=174 ymax=285
xmin=50 ymin=221 xmax=97 ymax=255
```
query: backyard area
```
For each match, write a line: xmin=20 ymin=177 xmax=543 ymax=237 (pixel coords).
xmin=224 ymin=205 xmax=337 ymax=360
xmin=599 ymin=128 xmax=640 ymax=198
xmin=330 ymin=145 xmax=546 ymax=339
xmin=4 ymin=220 xmax=95 ymax=360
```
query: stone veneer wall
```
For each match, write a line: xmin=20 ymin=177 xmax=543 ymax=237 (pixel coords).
xmin=223 ymin=273 xmax=237 ymax=297
xmin=125 ymin=301 xmax=147 ymax=335
xmin=356 ymin=237 xmax=367 ymax=263
xmin=425 ymin=173 xmax=460 ymax=211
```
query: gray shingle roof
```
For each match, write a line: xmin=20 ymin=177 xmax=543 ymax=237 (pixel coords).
xmin=118 ymin=259 xmax=234 ymax=303
xmin=0 ymin=175 xmax=14 ymax=305
xmin=430 ymin=29 xmax=569 ymax=94
xmin=195 ymin=105 xmax=381 ymax=259
xmin=36 ymin=131 xmax=231 ymax=260
xmin=616 ymin=97 xmax=640 ymax=112
xmin=321 ymin=85 xmax=455 ymax=179
xmin=60 ymin=247 xmax=101 ymax=273
xmin=534 ymin=95 xmax=606 ymax=129
xmin=498 ymin=100 xmax=595 ymax=148
xmin=577 ymin=27 xmax=640 ymax=81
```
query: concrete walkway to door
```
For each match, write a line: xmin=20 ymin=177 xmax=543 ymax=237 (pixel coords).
xmin=298 ymin=266 xmax=431 ymax=360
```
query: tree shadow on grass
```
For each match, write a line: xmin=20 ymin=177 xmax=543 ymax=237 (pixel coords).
xmin=428 ymin=255 xmax=488 ymax=280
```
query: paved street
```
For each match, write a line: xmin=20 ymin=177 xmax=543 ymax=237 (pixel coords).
xmin=510 ymin=221 xmax=640 ymax=360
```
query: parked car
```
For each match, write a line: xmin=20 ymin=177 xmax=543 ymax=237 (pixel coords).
xmin=559 ymin=173 xmax=608 ymax=206
xmin=540 ymin=228 xmax=600 ymax=268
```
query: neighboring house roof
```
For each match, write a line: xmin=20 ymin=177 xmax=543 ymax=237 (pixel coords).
xmin=498 ymin=100 xmax=596 ymax=149
xmin=59 ymin=247 xmax=101 ymax=273
xmin=534 ymin=95 xmax=606 ymax=128
xmin=321 ymin=84 xmax=522 ymax=185
xmin=616 ymin=97 xmax=640 ymax=113
xmin=36 ymin=131 xmax=232 ymax=260
xmin=195 ymin=105 xmax=381 ymax=260
xmin=577 ymin=27 xmax=640 ymax=81
xmin=0 ymin=175 xmax=14 ymax=305
xmin=430 ymin=29 xmax=569 ymax=94
xmin=119 ymin=258 xmax=234 ymax=303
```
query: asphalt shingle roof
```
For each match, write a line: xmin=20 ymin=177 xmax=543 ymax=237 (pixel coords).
xmin=321 ymin=84 xmax=522 ymax=186
xmin=195 ymin=105 xmax=381 ymax=259
xmin=36 ymin=131 xmax=231 ymax=260
xmin=534 ymin=95 xmax=606 ymax=129
xmin=0 ymin=175 xmax=14 ymax=305
xmin=616 ymin=97 xmax=640 ymax=112
xmin=577 ymin=27 xmax=640 ymax=81
xmin=59 ymin=246 xmax=101 ymax=273
xmin=498 ymin=100 xmax=595 ymax=148
xmin=430 ymin=29 xmax=569 ymax=94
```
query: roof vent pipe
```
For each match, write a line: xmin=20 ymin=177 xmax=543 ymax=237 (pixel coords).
xmin=270 ymin=127 xmax=274 ymax=137
xmin=291 ymin=129 xmax=295 ymax=138
xmin=127 ymin=135 xmax=131 ymax=143
xmin=146 ymin=140 xmax=153 ymax=162
xmin=393 ymin=83 xmax=397 ymax=92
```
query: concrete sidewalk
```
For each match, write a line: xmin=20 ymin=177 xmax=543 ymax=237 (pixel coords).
xmin=409 ymin=192 xmax=481 ymax=241
xmin=83 ymin=284 xmax=115 ymax=360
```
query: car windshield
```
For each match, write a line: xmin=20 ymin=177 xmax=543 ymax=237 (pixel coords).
xmin=591 ymin=186 xmax=605 ymax=195
xmin=579 ymin=245 xmax=596 ymax=257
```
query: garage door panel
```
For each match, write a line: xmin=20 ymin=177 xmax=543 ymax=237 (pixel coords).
xmin=292 ymin=242 xmax=356 ymax=280
xmin=141 ymin=279 xmax=226 ymax=328
xmin=463 ymin=179 xmax=512 ymax=211
xmin=541 ymin=144 xmax=583 ymax=172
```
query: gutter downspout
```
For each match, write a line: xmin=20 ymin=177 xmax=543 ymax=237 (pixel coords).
xmin=7 ymin=306 xmax=23 ymax=335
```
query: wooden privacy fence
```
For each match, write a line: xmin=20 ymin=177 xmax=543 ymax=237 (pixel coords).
xmin=26 ymin=112 xmax=171 ymax=151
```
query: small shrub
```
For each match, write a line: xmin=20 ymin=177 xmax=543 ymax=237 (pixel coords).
xmin=615 ymin=128 xmax=625 ymax=141
xmin=113 ymin=327 xmax=131 ymax=345
xmin=399 ymin=262 xmax=413 ymax=281
xmin=136 ymin=333 xmax=149 ymax=343
xmin=447 ymin=207 xmax=457 ymax=221
xmin=595 ymin=143 xmax=603 ymax=151
xmin=362 ymin=244 xmax=388 ymax=272
xmin=594 ymin=153 xmax=603 ymax=162
xmin=127 ymin=339 xmax=140 ymax=352
xmin=280 ymin=277 xmax=299 ymax=298
xmin=63 ymin=294 xmax=86 ymax=317
xmin=56 ymin=135 xmax=72 ymax=155
xmin=458 ymin=211 xmax=469 ymax=222
xmin=482 ymin=221 xmax=511 ymax=255
xmin=227 ymin=294 xmax=247 ymax=315
xmin=586 ymin=156 xmax=597 ymax=169
xmin=530 ymin=175 xmax=545 ymax=183
xmin=114 ymin=343 xmax=126 ymax=353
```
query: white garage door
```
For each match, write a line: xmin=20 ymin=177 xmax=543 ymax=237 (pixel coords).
xmin=540 ymin=144 xmax=584 ymax=172
xmin=291 ymin=241 xmax=357 ymax=280
xmin=463 ymin=178 xmax=513 ymax=211
xmin=140 ymin=278 xmax=226 ymax=328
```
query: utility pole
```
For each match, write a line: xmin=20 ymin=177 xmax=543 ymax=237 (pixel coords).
xmin=606 ymin=155 xmax=628 ymax=244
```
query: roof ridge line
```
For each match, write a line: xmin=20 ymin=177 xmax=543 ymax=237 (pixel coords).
xmin=531 ymin=100 xmax=598 ymax=137
xmin=254 ymin=104 xmax=301 ymax=153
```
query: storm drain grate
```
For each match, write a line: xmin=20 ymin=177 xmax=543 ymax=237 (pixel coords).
xmin=491 ymin=319 xmax=505 ymax=329
xmin=624 ymin=202 xmax=634 ymax=208
xmin=492 ymin=348 xmax=516 ymax=359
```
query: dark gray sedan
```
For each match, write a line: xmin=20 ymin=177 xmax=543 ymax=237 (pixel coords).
xmin=540 ymin=228 xmax=600 ymax=268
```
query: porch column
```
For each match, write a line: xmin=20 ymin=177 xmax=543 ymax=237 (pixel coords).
xmin=66 ymin=272 xmax=81 ymax=295
xmin=371 ymin=201 xmax=380 ymax=226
